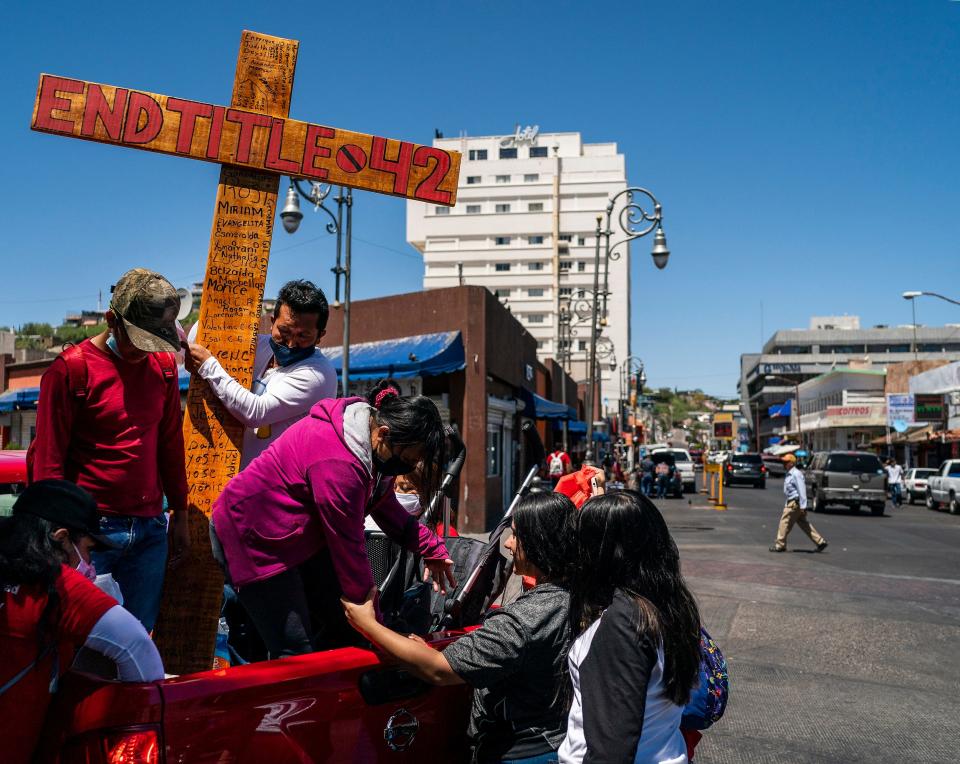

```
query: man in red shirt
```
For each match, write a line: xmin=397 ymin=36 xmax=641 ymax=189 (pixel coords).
xmin=546 ymin=448 xmax=572 ymax=486
xmin=30 ymin=268 xmax=190 ymax=631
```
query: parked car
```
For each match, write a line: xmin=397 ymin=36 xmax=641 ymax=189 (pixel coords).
xmin=804 ymin=451 xmax=887 ymax=515
xmin=0 ymin=449 xmax=27 ymax=516
xmin=925 ymin=459 xmax=960 ymax=514
xmin=904 ymin=467 xmax=938 ymax=505
xmin=653 ymin=447 xmax=696 ymax=492
xmin=723 ymin=452 xmax=767 ymax=488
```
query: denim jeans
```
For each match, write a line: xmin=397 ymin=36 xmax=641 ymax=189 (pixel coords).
xmin=890 ymin=483 xmax=902 ymax=507
xmin=641 ymin=474 xmax=653 ymax=496
xmin=91 ymin=514 xmax=168 ymax=632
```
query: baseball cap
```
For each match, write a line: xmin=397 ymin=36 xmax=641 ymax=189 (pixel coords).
xmin=782 ymin=453 xmax=797 ymax=463
xmin=111 ymin=268 xmax=181 ymax=353
xmin=13 ymin=479 xmax=118 ymax=549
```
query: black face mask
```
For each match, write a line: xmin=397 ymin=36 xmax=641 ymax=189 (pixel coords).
xmin=373 ymin=447 xmax=416 ymax=477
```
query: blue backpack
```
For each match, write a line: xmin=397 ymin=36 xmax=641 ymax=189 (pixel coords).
xmin=681 ymin=627 xmax=729 ymax=730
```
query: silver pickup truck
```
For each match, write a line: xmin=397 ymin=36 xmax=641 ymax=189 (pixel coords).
xmin=925 ymin=459 xmax=960 ymax=514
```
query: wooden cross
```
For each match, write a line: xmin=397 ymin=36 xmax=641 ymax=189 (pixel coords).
xmin=31 ymin=30 xmax=461 ymax=673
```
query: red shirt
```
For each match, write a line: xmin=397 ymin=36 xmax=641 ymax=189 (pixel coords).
xmin=31 ymin=339 xmax=188 ymax=516
xmin=0 ymin=565 xmax=117 ymax=764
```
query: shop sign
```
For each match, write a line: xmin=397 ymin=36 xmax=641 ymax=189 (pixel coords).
xmin=915 ymin=393 xmax=945 ymax=423
xmin=886 ymin=394 xmax=915 ymax=427
xmin=824 ymin=404 xmax=886 ymax=426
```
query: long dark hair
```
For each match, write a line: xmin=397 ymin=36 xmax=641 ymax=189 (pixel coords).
xmin=571 ymin=490 xmax=701 ymax=705
xmin=367 ymin=379 xmax=446 ymax=495
xmin=0 ymin=513 xmax=77 ymax=651
xmin=513 ymin=491 xmax=577 ymax=586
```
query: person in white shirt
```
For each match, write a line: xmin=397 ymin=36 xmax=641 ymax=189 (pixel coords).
xmin=885 ymin=458 xmax=904 ymax=507
xmin=770 ymin=453 xmax=827 ymax=553
xmin=182 ymin=280 xmax=338 ymax=468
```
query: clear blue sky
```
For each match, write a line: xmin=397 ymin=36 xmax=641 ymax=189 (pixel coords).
xmin=3 ymin=1 xmax=959 ymax=397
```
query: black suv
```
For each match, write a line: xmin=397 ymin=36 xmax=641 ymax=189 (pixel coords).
xmin=723 ymin=452 xmax=767 ymax=488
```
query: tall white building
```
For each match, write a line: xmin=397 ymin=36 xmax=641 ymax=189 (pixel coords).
xmin=406 ymin=129 xmax=630 ymax=411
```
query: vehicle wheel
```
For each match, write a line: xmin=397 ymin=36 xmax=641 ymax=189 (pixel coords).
xmin=926 ymin=490 xmax=939 ymax=511
xmin=908 ymin=493 xmax=916 ymax=506
xmin=950 ymin=494 xmax=960 ymax=515
xmin=870 ymin=504 xmax=885 ymax=516
xmin=851 ymin=504 xmax=861 ymax=514
xmin=757 ymin=480 xmax=766 ymax=489
xmin=812 ymin=491 xmax=825 ymax=513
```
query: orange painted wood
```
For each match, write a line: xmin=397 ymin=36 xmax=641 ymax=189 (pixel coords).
xmin=151 ymin=31 xmax=298 ymax=674
xmin=31 ymin=69 xmax=460 ymax=205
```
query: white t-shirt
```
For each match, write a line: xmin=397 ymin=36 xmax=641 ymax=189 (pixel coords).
xmin=885 ymin=464 xmax=904 ymax=485
xmin=197 ymin=334 xmax=337 ymax=468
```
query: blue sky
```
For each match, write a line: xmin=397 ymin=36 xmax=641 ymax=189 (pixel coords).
xmin=3 ymin=1 xmax=959 ymax=397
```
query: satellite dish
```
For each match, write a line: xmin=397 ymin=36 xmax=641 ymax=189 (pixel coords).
xmin=175 ymin=288 xmax=194 ymax=322
xmin=893 ymin=419 xmax=909 ymax=433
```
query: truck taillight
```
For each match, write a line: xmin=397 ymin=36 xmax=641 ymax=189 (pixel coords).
xmin=63 ymin=727 xmax=161 ymax=764
xmin=105 ymin=728 xmax=160 ymax=764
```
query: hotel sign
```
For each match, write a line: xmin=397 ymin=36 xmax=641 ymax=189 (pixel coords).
xmin=501 ymin=124 xmax=540 ymax=147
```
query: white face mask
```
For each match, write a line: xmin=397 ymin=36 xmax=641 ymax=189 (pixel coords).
xmin=395 ymin=492 xmax=422 ymax=515
xmin=72 ymin=542 xmax=97 ymax=582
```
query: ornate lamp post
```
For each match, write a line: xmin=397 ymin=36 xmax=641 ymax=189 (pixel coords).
xmin=585 ymin=188 xmax=670 ymax=454
xmin=280 ymin=179 xmax=354 ymax=393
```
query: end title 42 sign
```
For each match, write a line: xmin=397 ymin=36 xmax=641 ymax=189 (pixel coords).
xmin=31 ymin=75 xmax=461 ymax=205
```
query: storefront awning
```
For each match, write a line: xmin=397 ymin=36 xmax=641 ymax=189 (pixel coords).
xmin=521 ymin=389 xmax=577 ymax=420
xmin=322 ymin=331 xmax=465 ymax=380
xmin=0 ymin=387 xmax=40 ymax=412
xmin=552 ymin=419 xmax=587 ymax=433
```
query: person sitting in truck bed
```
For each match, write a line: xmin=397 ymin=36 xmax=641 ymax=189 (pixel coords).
xmin=343 ymin=491 xmax=577 ymax=764
xmin=210 ymin=380 xmax=456 ymax=658
xmin=0 ymin=480 xmax=164 ymax=764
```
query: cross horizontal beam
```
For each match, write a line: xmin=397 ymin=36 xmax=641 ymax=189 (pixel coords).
xmin=31 ymin=74 xmax=460 ymax=205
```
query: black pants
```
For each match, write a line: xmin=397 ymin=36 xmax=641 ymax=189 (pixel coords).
xmin=210 ymin=523 xmax=362 ymax=659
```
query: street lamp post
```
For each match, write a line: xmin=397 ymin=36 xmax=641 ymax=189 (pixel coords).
xmin=281 ymin=179 xmax=354 ymax=394
xmin=902 ymin=291 xmax=960 ymax=364
xmin=585 ymin=187 xmax=670 ymax=454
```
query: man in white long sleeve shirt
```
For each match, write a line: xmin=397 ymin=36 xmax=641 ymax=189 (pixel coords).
xmin=770 ymin=453 xmax=827 ymax=553
xmin=183 ymin=280 xmax=338 ymax=468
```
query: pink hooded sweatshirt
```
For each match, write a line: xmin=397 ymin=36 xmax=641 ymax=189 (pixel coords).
xmin=212 ymin=397 xmax=449 ymax=604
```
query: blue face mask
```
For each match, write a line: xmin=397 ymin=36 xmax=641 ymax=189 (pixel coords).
xmin=105 ymin=333 xmax=123 ymax=358
xmin=269 ymin=338 xmax=315 ymax=367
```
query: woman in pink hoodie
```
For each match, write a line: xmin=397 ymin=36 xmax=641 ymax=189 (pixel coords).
xmin=211 ymin=379 xmax=455 ymax=658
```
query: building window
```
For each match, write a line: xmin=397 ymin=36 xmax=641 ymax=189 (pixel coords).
xmin=495 ymin=263 xmax=511 ymax=272
xmin=528 ymin=202 xmax=544 ymax=212
xmin=495 ymin=236 xmax=511 ymax=246
xmin=536 ymin=340 xmax=545 ymax=350
xmin=495 ymin=174 xmax=510 ymax=183
xmin=576 ymin=288 xmax=586 ymax=298
xmin=487 ymin=428 xmax=502 ymax=476
xmin=495 ymin=288 xmax=510 ymax=298
xmin=528 ymin=235 xmax=544 ymax=244
xmin=499 ymin=147 xmax=518 ymax=159
xmin=435 ymin=206 xmax=449 ymax=215
xmin=528 ymin=262 xmax=544 ymax=271
xmin=527 ymin=314 xmax=546 ymax=324
xmin=495 ymin=203 xmax=511 ymax=213
xmin=578 ymin=340 xmax=588 ymax=351
xmin=466 ymin=204 xmax=481 ymax=214
xmin=468 ymin=149 xmax=487 ymax=161
xmin=466 ymin=176 xmax=481 ymax=185
xmin=559 ymin=287 xmax=572 ymax=297
xmin=578 ymin=236 xmax=586 ymax=245
xmin=559 ymin=234 xmax=572 ymax=242
xmin=577 ymin=261 xmax=586 ymax=272
xmin=559 ymin=261 xmax=571 ymax=271
xmin=523 ymin=174 xmax=539 ymax=182
xmin=528 ymin=288 xmax=544 ymax=297
xmin=529 ymin=146 xmax=548 ymax=158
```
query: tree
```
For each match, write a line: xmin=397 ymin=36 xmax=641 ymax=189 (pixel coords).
xmin=18 ymin=322 xmax=54 ymax=337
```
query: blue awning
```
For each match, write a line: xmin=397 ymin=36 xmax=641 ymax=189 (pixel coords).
xmin=768 ymin=399 xmax=792 ymax=418
xmin=322 ymin=331 xmax=465 ymax=380
xmin=521 ymin=389 xmax=577 ymax=420
xmin=553 ymin=419 xmax=587 ymax=433
xmin=0 ymin=387 xmax=40 ymax=413
xmin=592 ymin=430 xmax=611 ymax=442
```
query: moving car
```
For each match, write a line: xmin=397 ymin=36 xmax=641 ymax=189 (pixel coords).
xmin=723 ymin=452 xmax=767 ymax=488
xmin=904 ymin=467 xmax=937 ymax=505
xmin=925 ymin=459 xmax=960 ymax=514
xmin=804 ymin=451 xmax=887 ymax=515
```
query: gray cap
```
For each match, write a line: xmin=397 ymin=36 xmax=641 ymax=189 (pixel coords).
xmin=111 ymin=268 xmax=181 ymax=353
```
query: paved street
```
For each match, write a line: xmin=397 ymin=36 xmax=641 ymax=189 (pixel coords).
xmin=658 ymin=475 xmax=960 ymax=763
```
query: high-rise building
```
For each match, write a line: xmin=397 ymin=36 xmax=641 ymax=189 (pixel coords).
xmin=406 ymin=129 xmax=630 ymax=410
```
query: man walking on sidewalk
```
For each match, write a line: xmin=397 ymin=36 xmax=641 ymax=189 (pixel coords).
xmin=770 ymin=453 xmax=827 ymax=553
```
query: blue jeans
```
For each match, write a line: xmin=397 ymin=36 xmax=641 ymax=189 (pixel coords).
xmin=890 ymin=483 xmax=902 ymax=507
xmin=641 ymin=474 xmax=653 ymax=496
xmin=503 ymin=754 xmax=558 ymax=764
xmin=91 ymin=514 xmax=168 ymax=632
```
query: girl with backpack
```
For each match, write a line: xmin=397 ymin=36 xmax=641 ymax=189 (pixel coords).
xmin=210 ymin=380 xmax=456 ymax=658
xmin=560 ymin=490 xmax=703 ymax=763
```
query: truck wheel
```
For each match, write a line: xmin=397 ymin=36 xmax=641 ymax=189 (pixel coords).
xmin=950 ymin=495 xmax=960 ymax=515
xmin=870 ymin=504 xmax=885 ymax=516
xmin=926 ymin=491 xmax=939 ymax=511
xmin=812 ymin=491 xmax=824 ymax=513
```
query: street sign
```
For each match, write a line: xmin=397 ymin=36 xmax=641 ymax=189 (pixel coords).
xmin=915 ymin=393 xmax=946 ymax=423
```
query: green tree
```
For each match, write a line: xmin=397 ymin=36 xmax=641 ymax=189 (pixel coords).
xmin=19 ymin=322 xmax=54 ymax=337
